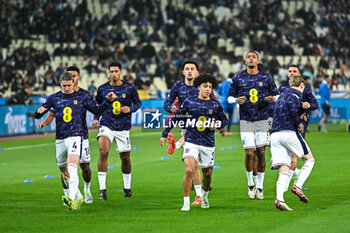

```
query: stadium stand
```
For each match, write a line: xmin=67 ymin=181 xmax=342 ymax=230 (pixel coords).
xmin=0 ymin=0 xmax=349 ymax=100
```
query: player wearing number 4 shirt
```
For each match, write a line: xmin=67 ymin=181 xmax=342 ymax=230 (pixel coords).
xmin=174 ymin=73 xmax=227 ymax=211
xmin=37 ymin=66 xmax=95 ymax=205
xmin=93 ymin=62 xmax=142 ymax=200
xmin=228 ymin=51 xmax=279 ymax=200
xmin=34 ymin=71 xmax=116 ymax=210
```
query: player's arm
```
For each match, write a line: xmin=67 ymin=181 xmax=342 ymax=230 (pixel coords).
xmin=211 ymin=102 xmax=228 ymax=131
xmin=37 ymin=112 xmax=55 ymax=130
xmin=84 ymin=91 xmax=116 ymax=115
xmin=227 ymin=75 xmax=246 ymax=104
xmin=34 ymin=97 xmax=53 ymax=119
xmin=163 ymin=83 xmax=178 ymax=113
xmin=92 ymin=88 xmax=104 ymax=127
xmin=288 ymin=96 xmax=303 ymax=132
xmin=265 ymin=75 xmax=280 ymax=103
xmin=303 ymin=87 xmax=318 ymax=110
xmin=121 ymin=85 xmax=142 ymax=113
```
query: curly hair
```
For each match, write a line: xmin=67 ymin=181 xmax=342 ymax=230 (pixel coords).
xmin=194 ymin=73 xmax=218 ymax=89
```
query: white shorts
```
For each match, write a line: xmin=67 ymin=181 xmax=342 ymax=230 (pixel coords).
xmin=56 ymin=136 xmax=85 ymax=168
xmin=97 ymin=126 xmax=131 ymax=153
xmin=182 ymin=142 xmax=215 ymax=168
xmin=270 ymin=131 xmax=311 ymax=169
xmin=240 ymin=120 xmax=270 ymax=149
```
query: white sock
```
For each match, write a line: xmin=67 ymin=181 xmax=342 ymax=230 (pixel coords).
xmin=175 ymin=142 xmax=182 ymax=150
xmin=257 ymin=172 xmax=265 ymax=189
xmin=84 ymin=181 xmax=91 ymax=193
xmin=246 ymin=170 xmax=254 ymax=187
xmin=276 ymin=171 xmax=289 ymax=202
xmin=202 ymin=190 xmax=209 ymax=198
xmin=253 ymin=175 xmax=258 ymax=188
xmin=295 ymin=159 xmax=315 ymax=188
xmin=75 ymin=188 xmax=83 ymax=200
xmin=98 ymin=172 xmax=107 ymax=190
xmin=184 ymin=196 xmax=190 ymax=203
xmin=194 ymin=185 xmax=202 ymax=197
xmin=123 ymin=173 xmax=131 ymax=189
xmin=285 ymin=170 xmax=294 ymax=191
xmin=68 ymin=163 xmax=78 ymax=201
xmin=63 ymin=188 xmax=69 ymax=197
xmin=294 ymin=168 xmax=300 ymax=177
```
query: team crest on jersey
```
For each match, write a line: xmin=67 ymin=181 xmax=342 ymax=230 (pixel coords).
xmin=209 ymin=109 xmax=213 ymax=114
xmin=122 ymin=93 xmax=126 ymax=98
xmin=74 ymin=100 xmax=78 ymax=105
xmin=259 ymin=82 xmax=263 ymax=87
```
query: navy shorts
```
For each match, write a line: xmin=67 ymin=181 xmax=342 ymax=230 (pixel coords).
xmin=321 ymin=104 xmax=330 ymax=115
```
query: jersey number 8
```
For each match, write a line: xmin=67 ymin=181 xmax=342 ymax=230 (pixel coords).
xmin=249 ymin=88 xmax=258 ymax=103
xmin=63 ymin=107 xmax=72 ymax=122
xmin=197 ymin=116 xmax=207 ymax=132
xmin=113 ymin=101 xmax=121 ymax=115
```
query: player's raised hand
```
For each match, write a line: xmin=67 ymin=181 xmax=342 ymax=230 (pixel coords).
xmin=265 ymin=95 xmax=275 ymax=103
xmin=106 ymin=92 xmax=117 ymax=101
xmin=92 ymin=120 xmax=99 ymax=128
xmin=160 ymin=137 xmax=168 ymax=147
xmin=236 ymin=96 xmax=246 ymax=105
xmin=170 ymin=105 xmax=179 ymax=113
xmin=302 ymin=102 xmax=311 ymax=109
xmin=37 ymin=106 xmax=47 ymax=114
xmin=120 ymin=106 xmax=131 ymax=113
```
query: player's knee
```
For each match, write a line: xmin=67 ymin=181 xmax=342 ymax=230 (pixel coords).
xmin=203 ymin=170 xmax=212 ymax=179
xmin=99 ymin=149 xmax=109 ymax=159
xmin=185 ymin=168 xmax=194 ymax=177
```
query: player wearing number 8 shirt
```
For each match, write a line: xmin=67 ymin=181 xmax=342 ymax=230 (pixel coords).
xmin=93 ymin=62 xmax=142 ymax=200
xmin=175 ymin=73 xmax=227 ymax=211
xmin=227 ymin=51 xmax=279 ymax=200
xmin=34 ymin=71 xmax=116 ymax=210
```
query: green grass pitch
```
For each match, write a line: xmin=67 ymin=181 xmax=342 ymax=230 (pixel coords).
xmin=0 ymin=126 xmax=349 ymax=233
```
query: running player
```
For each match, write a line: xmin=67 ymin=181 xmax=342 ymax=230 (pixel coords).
xmin=92 ymin=62 xmax=142 ymax=200
xmin=173 ymin=73 xmax=227 ymax=211
xmin=37 ymin=66 xmax=95 ymax=204
xmin=279 ymin=65 xmax=318 ymax=191
xmin=318 ymin=75 xmax=331 ymax=133
xmin=35 ymin=71 xmax=116 ymax=210
xmin=227 ymin=50 xmax=279 ymax=200
xmin=160 ymin=61 xmax=203 ymax=205
xmin=271 ymin=75 xmax=315 ymax=211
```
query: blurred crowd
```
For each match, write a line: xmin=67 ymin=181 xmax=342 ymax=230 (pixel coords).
xmin=0 ymin=0 xmax=349 ymax=99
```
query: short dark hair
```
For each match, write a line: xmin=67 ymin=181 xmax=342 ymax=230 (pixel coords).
xmin=66 ymin=65 xmax=80 ymax=74
xmin=182 ymin=60 xmax=199 ymax=70
xmin=194 ymin=73 xmax=218 ymax=89
xmin=109 ymin=62 xmax=122 ymax=70
xmin=289 ymin=65 xmax=302 ymax=75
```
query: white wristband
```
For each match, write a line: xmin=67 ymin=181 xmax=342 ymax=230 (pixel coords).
xmin=227 ymin=96 xmax=236 ymax=104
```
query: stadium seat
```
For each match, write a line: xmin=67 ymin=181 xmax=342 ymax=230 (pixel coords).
xmin=153 ymin=77 xmax=168 ymax=92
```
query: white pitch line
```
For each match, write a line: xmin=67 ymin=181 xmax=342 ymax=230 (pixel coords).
xmin=3 ymin=143 xmax=53 ymax=150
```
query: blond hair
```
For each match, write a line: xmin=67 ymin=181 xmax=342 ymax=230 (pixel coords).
xmin=60 ymin=71 xmax=74 ymax=82
xmin=289 ymin=75 xmax=305 ymax=87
